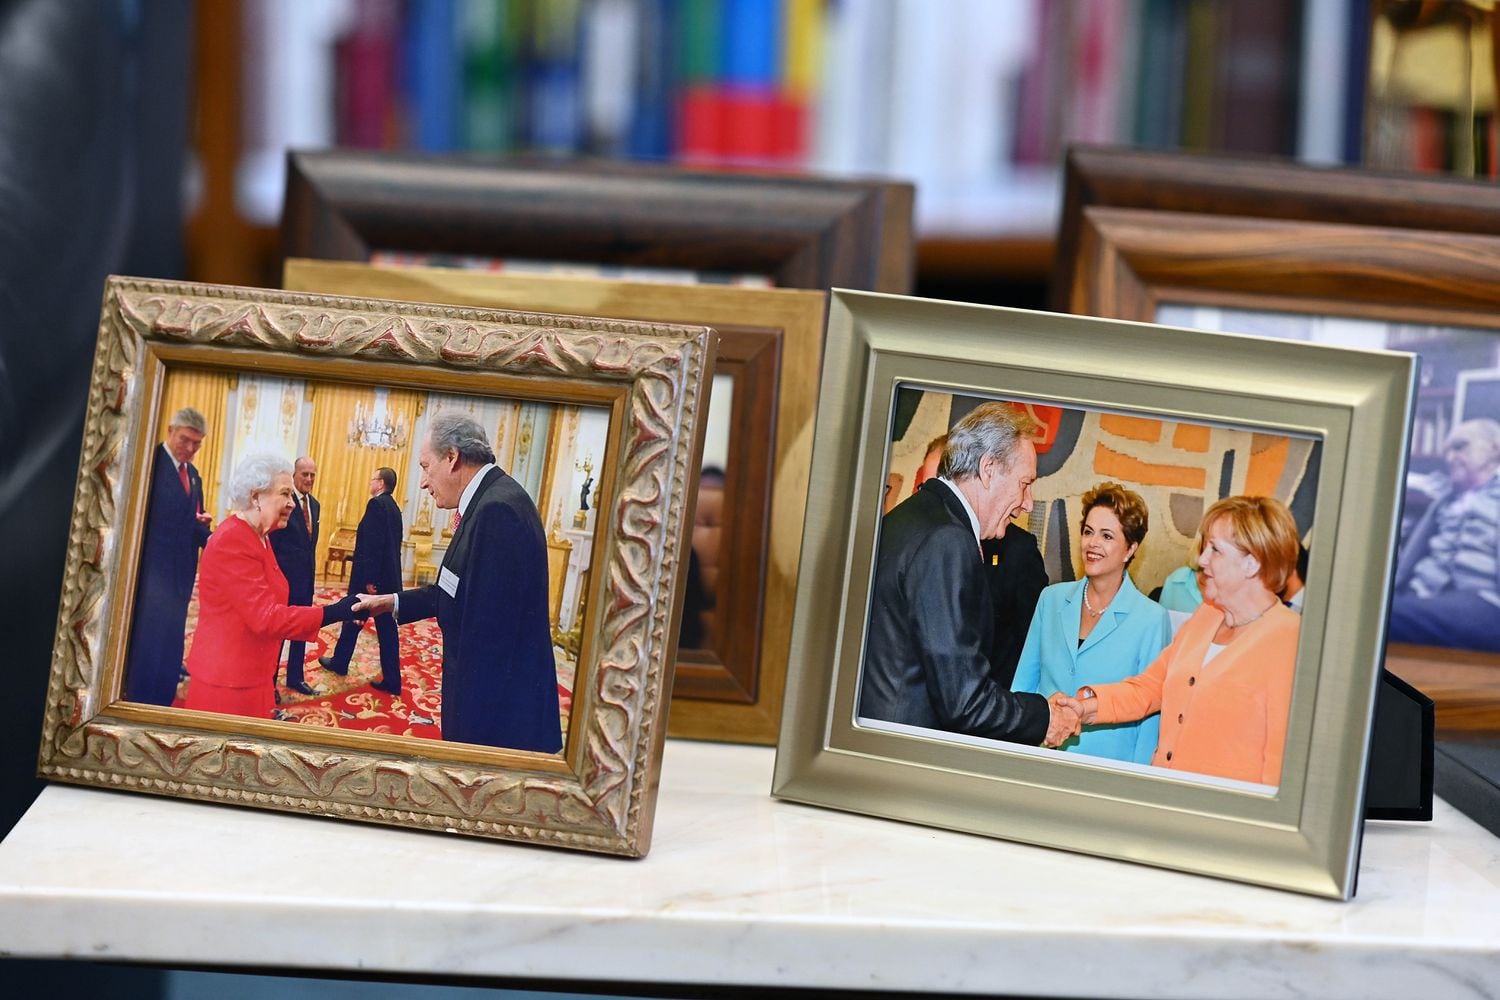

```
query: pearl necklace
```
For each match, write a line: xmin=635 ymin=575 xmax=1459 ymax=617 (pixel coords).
xmin=1081 ymin=579 xmax=1110 ymax=618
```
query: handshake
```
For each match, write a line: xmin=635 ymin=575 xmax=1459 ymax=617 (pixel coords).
xmin=1042 ymin=690 xmax=1099 ymax=748
xmin=319 ymin=594 xmax=372 ymax=627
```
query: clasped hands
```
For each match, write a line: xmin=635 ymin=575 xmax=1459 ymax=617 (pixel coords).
xmin=1043 ymin=690 xmax=1098 ymax=748
xmin=353 ymin=592 xmax=396 ymax=616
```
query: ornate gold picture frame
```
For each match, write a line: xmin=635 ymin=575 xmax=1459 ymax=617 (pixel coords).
xmin=37 ymin=277 xmax=714 ymax=857
xmin=774 ymin=290 xmax=1414 ymax=898
xmin=282 ymin=259 xmax=826 ymax=745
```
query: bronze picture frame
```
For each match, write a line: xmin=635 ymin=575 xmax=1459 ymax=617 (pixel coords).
xmin=282 ymin=258 xmax=827 ymax=744
xmin=1055 ymin=145 xmax=1500 ymax=734
xmin=37 ymin=277 xmax=714 ymax=857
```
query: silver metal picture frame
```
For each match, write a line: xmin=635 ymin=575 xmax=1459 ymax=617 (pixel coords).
xmin=773 ymin=289 xmax=1415 ymax=898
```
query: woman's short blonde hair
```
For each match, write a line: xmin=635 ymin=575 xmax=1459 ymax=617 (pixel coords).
xmin=1201 ymin=495 xmax=1300 ymax=594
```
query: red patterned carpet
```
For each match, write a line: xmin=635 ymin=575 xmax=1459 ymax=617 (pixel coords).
xmin=174 ymin=585 xmax=575 ymax=742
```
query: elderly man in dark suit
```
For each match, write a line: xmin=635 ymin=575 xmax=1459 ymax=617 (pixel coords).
xmin=269 ymin=456 xmax=319 ymax=695
xmin=124 ymin=407 xmax=213 ymax=706
xmin=355 ymin=413 xmax=560 ymax=753
xmin=913 ymin=432 xmax=1048 ymax=687
xmin=320 ymin=465 xmax=404 ymax=694
xmin=858 ymin=402 xmax=1076 ymax=747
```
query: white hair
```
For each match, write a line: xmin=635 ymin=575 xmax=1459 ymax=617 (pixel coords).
xmin=226 ymin=452 xmax=292 ymax=511
xmin=1453 ymin=418 xmax=1500 ymax=452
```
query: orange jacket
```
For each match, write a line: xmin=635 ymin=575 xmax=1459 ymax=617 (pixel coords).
xmin=1091 ymin=602 xmax=1299 ymax=785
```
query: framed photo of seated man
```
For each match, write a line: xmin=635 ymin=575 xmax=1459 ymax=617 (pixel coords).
xmin=773 ymin=290 xmax=1413 ymax=898
xmin=37 ymin=277 xmax=715 ymax=857
xmin=1053 ymin=144 xmax=1500 ymax=733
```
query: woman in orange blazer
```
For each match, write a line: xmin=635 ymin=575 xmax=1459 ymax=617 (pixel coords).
xmin=183 ymin=454 xmax=361 ymax=720
xmin=1064 ymin=496 xmax=1302 ymax=786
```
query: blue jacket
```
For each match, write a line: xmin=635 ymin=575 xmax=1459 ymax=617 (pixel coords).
xmin=1011 ymin=573 xmax=1170 ymax=764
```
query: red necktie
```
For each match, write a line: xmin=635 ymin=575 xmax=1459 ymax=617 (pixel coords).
xmin=301 ymin=495 xmax=311 ymax=530
xmin=450 ymin=511 xmax=462 ymax=531
xmin=177 ymin=462 xmax=190 ymax=495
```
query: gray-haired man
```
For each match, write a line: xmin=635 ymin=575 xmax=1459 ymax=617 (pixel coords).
xmin=124 ymin=407 xmax=213 ymax=706
xmin=858 ymin=402 xmax=1078 ymax=747
xmin=355 ymin=412 xmax=561 ymax=753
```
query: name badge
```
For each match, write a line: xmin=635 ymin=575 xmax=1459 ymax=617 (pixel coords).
xmin=438 ymin=566 xmax=460 ymax=598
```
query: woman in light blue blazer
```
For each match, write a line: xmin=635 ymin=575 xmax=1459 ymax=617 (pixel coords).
xmin=1011 ymin=482 xmax=1171 ymax=763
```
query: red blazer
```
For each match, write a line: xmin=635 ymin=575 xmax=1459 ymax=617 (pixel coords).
xmin=185 ymin=515 xmax=324 ymax=689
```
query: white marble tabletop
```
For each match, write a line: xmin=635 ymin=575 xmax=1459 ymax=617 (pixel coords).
xmin=1 ymin=740 xmax=1497 ymax=999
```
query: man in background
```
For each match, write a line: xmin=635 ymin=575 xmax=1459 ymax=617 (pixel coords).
xmin=124 ymin=407 xmax=212 ymax=706
xmin=269 ymin=456 xmax=319 ymax=695
xmin=354 ymin=415 xmax=560 ymax=752
xmin=1389 ymin=417 xmax=1500 ymax=652
xmin=321 ymin=466 xmax=403 ymax=695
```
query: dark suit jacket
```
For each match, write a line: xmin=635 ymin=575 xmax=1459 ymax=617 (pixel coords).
xmin=858 ymin=479 xmax=1049 ymax=743
xmin=268 ymin=491 xmax=319 ymax=605
xmin=124 ymin=442 xmax=210 ymax=705
xmin=981 ymin=526 xmax=1047 ymax=689
xmin=399 ymin=467 xmax=560 ymax=753
xmin=348 ymin=491 xmax=402 ymax=594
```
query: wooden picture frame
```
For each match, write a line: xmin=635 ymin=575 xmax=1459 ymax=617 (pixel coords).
xmin=1055 ymin=145 xmax=1500 ymax=734
xmin=281 ymin=149 xmax=915 ymax=294
xmin=37 ymin=277 xmax=714 ymax=857
xmin=774 ymin=290 xmax=1414 ymax=899
xmin=282 ymin=258 xmax=827 ymax=744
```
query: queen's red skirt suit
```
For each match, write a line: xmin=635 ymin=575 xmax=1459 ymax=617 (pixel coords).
xmin=184 ymin=515 xmax=324 ymax=719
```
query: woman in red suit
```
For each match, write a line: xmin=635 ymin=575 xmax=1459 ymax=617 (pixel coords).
xmin=184 ymin=454 xmax=362 ymax=720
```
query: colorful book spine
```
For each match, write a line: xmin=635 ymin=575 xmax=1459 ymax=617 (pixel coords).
xmin=626 ymin=0 xmax=677 ymax=159
xmin=677 ymin=0 xmax=726 ymax=162
xmin=525 ymin=0 xmax=584 ymax=153
xmin=404 ymin=0 xmax=461 ymax=152
xmin=460 ymin=0 xmax=521 ymax=152
xmin=581 ymin=0 xmax=641 ymax=155
xmin=335 ymin=0 xmax=401 ymax=149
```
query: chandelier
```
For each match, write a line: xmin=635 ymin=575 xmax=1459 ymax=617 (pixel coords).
xmin=347 ymin=399 xmax=407 ymax=450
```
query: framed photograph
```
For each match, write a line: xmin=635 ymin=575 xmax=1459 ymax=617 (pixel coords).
xmin=1055 ymin=144 xmax=1500 ymax=730
xmin=283 ymin=258 xmax=827 ymax=744
xmin=37 ymin=276 xmax=715 ymax=857
xmin=773 ymin=290 xmax=1414 ymax=898
xmin=281 ymin=149 xmax=915 ymax=294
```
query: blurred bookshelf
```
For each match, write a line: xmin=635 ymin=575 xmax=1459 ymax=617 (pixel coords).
xmin=188 ymin=0 xmax=1383 ymax=305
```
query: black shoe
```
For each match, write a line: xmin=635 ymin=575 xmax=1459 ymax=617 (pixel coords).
xmin=373 ymin=676 xmax=401 ymax=696
xmin=287 ymin=680 xmax=318 ymax=696
xmin=318 ymin=656 xmax=347 ymax=676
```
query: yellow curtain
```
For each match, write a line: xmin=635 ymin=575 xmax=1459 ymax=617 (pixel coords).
xmin=538 ymin=405 xmax=581 ymax=539
xmin=156 ymin=368 xmax=230 ymax=518
xmin=304 ymin=382 xmax=422 ymax=582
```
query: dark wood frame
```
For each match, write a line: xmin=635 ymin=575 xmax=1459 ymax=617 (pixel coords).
xmin=1054 ymin=144 xmax=1500 ymax=735
xmin=280 ymin=152 xmax=911 ymax=744
xmin=282 ymin=149 xmax=915 ymax=294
